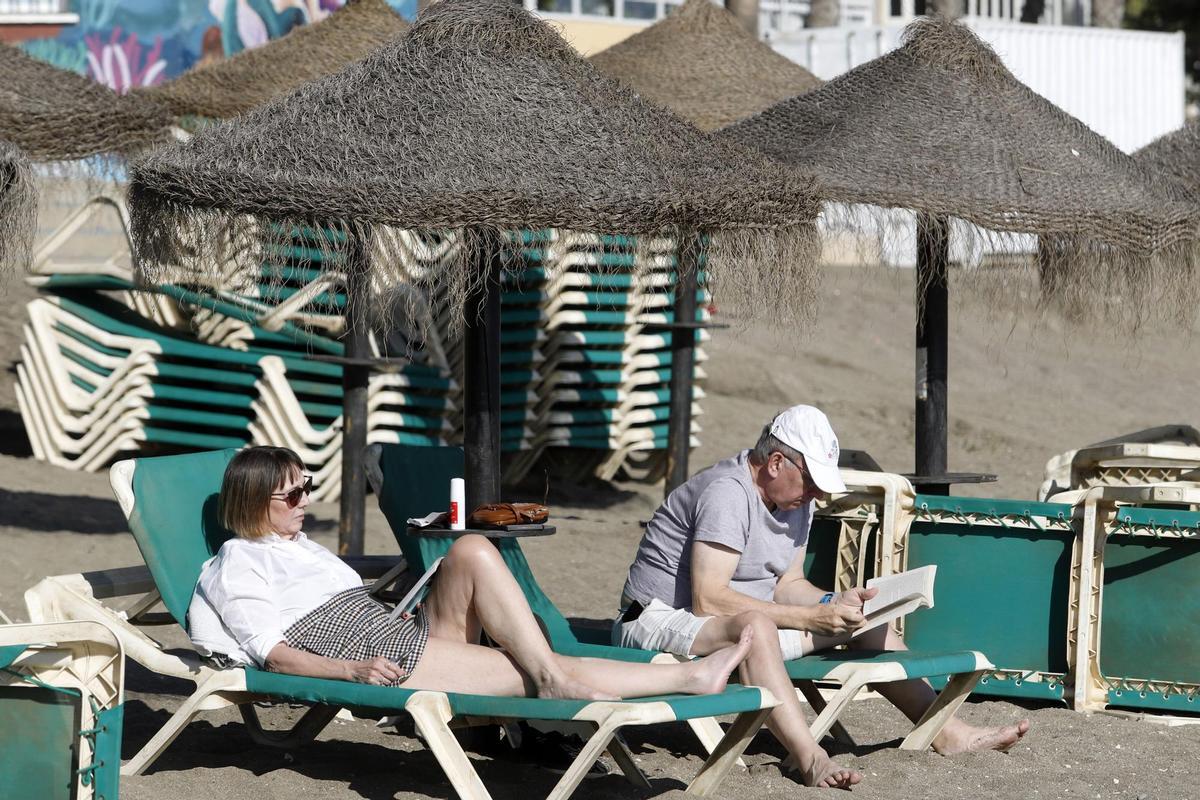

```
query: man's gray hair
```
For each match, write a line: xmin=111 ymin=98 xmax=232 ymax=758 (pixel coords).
xmin=749 ymin=423 xmax=805 ymax=466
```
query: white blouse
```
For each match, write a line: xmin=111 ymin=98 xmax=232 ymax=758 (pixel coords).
xmin=188 ymin=531 xmax=363 ymax=666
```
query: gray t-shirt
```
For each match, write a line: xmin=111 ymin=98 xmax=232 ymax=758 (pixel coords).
xmin=622 ymin=450 xmax=812 ymax=609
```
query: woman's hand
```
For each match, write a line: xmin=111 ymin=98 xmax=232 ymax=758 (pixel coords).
xmin=345 ymin=656 xmax=405 ymax=685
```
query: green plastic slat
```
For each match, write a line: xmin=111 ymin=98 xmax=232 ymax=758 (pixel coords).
xmin=500 ymin=309 xmax=544 ymax=325
xmin=142 ymin=426 xmax=250 ymax=450
xmin=147 ymin=385 xmax=255 ymax=411
xmin=258 ymin=264 xmax=324 ymax=282
xmin=145 ymin=404 xmax=252 ymax=429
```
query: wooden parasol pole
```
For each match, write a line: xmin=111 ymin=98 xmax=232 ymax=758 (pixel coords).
xmin=665 ymin=234 xmax=702 ymax=496
xmin=462 ymin=231 xmax=503 ymax=511
xmin=338 ymin=229 xmax=370 ymax=555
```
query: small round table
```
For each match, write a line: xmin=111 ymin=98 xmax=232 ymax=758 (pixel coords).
xmin=902 ymin=472 xmax=997 ymax=496
xmin=406 ymin=525 xmax=556 ymax=539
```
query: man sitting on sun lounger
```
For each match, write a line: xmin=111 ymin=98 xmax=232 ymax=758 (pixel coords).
xmin=613 ymin=404 xmax=1031 ymax=789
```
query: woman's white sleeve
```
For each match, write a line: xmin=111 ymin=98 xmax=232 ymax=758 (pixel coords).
xmin=208 ymin=557 xmax=286 ymax=667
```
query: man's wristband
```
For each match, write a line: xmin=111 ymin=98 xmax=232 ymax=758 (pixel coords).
xmin=818 ymin=592 xmax=835 ymax=605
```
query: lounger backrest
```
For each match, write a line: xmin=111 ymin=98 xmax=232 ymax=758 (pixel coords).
xmin=376 ymin=444 xmax=465 ymax=569
xmin=804 ymin=514 xmax=843 ymax=590
xmin=901 ymin=494 xmax=1075 ymax=700
xmin=375 ymin=444 xmax=581 ymax=648
xmin=127 ymin=448 xmax=240 ymax=627
xmin=1094 ymin=504 xmax=1200 ymax=712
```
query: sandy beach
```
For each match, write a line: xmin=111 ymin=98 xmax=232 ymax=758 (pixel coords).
xmin=3 ymin=266 xmax=1199 ymax=798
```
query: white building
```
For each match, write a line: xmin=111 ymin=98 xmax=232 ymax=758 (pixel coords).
xmin=518 ymin=0 xmax=1185 ymax=154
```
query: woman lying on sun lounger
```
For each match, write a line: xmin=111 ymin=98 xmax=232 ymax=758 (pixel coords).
xmin=188 ymin=446 xmax=753 ymax=700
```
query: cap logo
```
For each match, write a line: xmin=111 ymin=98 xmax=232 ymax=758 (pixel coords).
xmin=827 ymin=442 xmax=839 ymax=462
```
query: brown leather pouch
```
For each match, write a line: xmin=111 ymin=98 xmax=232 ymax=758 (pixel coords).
xmin=468 ymin=502 xmax=550 ymax=528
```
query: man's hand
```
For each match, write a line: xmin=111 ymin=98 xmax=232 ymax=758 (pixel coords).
xmin=797 ymin=587 xmax=880 ymax=635
xmin=802 ymin=603 xmax=865 ymax=636
xmin=835 ymin=586 xmax=878 ymax=612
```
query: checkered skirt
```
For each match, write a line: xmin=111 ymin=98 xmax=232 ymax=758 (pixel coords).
xmin=283 ymin=586 xmax=430 ymax=685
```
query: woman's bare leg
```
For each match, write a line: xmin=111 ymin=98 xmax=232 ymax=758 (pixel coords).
xmin=420 ymin=535 xmax=753 ymax=700
xmin=423 ymin=535 xmax=608 ymax=699
xmin=406 ymin=629 xmax=755 ymax=700
xmin=405 ymin=637 xmax=535 ymax=695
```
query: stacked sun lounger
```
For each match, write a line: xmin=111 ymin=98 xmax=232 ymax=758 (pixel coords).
xmin=1038 ymin=425 xmax=1200 ymax=501
xmin=14 ymin=292 xmax=454 ymax=499
xmin=373 ymin=228 xmax=709 ymax=482
xmin=19 ymin=219 xmax=708 ymax=487
xmin=499 ymin=230 xmax=709 ymax=482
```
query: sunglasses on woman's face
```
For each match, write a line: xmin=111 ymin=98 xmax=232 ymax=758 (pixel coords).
xmin=271 ymin=475 xmax=313 ymax=508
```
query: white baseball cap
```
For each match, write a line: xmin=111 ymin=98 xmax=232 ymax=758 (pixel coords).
xmin=768 ymin=405 xmax=846 ymax=494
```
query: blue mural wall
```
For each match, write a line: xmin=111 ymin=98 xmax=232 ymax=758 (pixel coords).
xmin=22 ymin=0 xmax=417 ymax=91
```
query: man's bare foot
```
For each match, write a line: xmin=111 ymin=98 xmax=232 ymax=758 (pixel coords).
xmin=782 ymin=752 xmax=862 ymax=789
xmin=535 ymin=669 xmax=619 ymax=702
xmin=686 ymin=624 xmax=755 ymax=695
xmin=934 ymin=719 xmax=1031 ymax=755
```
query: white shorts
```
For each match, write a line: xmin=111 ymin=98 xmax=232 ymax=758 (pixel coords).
xmin=612 ymin=598 xmax=808 ymax=659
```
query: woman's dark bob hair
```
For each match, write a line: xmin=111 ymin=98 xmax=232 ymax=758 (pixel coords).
xmin=219 ymin=446 xmax=306 ymax=539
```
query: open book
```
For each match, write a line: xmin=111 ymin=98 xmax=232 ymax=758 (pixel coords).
xmin=851 ymin=565 xmax=936 ymax=638
xmin=387 ymin=557 xmax=444 ymax=621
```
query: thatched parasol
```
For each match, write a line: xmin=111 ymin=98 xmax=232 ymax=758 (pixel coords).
xmin=590 ymin=0 xmax=822 ymax=132
xmin=0 ymin=45 xmax=173 ymax=162
xmin=1135 ymin=120 xmax=1200 ymax=201
xmin=719 ymin=17 xmax=1200 ymax=482
xmin=141 ymin=0 xmax=409 ymax=120
xmin=0 ymin=138 xmax=37 ymax=270
xmin=129 ymin=0 xmax=822 ymax=549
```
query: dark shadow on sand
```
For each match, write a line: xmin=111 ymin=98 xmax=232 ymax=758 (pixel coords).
xmin=0 ymin=409 xmax=32 ymax=457
xmin=0 ymin=487 xmax=127 ymax=533
xmin=122 ymin=698 xmax=688 ymax=800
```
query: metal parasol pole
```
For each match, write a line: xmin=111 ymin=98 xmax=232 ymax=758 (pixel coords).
xmin=914 ymin=213 xmax=949 ymax=483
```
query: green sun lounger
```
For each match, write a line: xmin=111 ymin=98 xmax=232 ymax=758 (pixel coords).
xmin=25 ymin=448 xmax=777 ymax=800
xmin=887 ymin=494 xmax=1078 ymax=702
xmin=367 ymin=444 xmax=993 ymax=756
xmin=0 ymin=620 xmax=125 ymax=800
xmin=1072 ymin=484 xmax=1200 ymax=716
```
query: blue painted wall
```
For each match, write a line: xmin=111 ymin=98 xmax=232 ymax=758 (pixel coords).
xmin=21 ymin=0 xmax=417 ymax=90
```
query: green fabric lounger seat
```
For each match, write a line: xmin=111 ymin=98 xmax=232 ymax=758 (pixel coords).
xmin=23 ymin=448 xmax=777 ymax=800
xmin=888 ymin=494 xmax=1077 ymax=702
xmin=0 ymin=620 xmax=126 ymax=800
xmin=369 ymin=444 xmax=993 ymax=757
